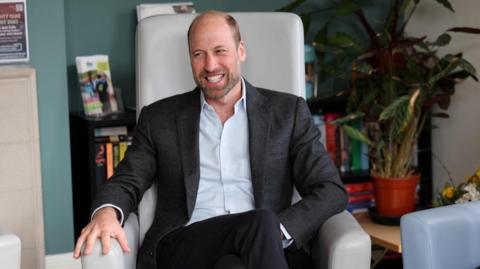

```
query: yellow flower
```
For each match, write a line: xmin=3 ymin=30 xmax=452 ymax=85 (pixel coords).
xmin=442 ymin=186 xmax=455 ymax=199
xmin=475 ymin=167 xmax=480 ymax=178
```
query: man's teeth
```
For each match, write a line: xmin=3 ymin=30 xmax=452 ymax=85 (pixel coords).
xmin=206 ymin=75 xmax=223 ymax=83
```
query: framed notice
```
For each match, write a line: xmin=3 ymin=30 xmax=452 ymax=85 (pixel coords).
xmin=0 ymin=0 xmax=29 ymax=63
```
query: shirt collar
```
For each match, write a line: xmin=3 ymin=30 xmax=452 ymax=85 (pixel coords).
xmin=200 ymin=78 xmax=247 ymax=112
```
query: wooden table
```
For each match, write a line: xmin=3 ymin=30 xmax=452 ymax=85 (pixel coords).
xmin=355 ymin=213 xmax=402 ymax=252
xmin=355 ymin=213 xmax=402 ymax=268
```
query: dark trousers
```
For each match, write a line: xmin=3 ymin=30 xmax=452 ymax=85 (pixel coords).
xmin=155 ymin=209 xmax=313 ymax=269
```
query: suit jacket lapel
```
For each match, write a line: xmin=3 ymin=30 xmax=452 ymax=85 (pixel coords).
xmin=176 ymin=88 xmax=201 ymax=217
xmin=246 ymin=81 xmax=271 ymax=207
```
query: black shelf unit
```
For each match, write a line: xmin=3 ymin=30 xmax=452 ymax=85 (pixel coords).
xmin=307 ymin=97 xmax=433 ymax=206
xmin=69 ymin=111 xmax=136 ymax=239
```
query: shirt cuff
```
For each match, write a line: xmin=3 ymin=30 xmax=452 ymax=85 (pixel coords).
xmin=91 ymin=204 xmax=125 ymax=225
xmin=280 ymin=223 xmax=294 ymax=248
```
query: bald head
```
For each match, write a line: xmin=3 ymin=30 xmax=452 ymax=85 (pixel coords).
xmin=187 ymin=11 xmax=242 ymax=49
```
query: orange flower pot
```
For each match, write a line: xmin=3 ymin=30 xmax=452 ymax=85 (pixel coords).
xmin=372 ymin=174 xmax=420 ymax=217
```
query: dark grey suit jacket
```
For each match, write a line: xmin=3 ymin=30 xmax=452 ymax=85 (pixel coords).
xmin=93 ymin=81 xmax=347 ymax=268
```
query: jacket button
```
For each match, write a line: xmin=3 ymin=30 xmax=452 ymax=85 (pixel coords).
xmin=149 ymin=251 xmax=153 ymax=256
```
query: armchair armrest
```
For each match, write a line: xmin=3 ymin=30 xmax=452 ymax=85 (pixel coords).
xmin=82 ymin=213 xmax=140 ymax=269
xmin=312 ymin=211 xmax=371 ymax=269
xmin=401 ymin=201 xmax=480 ymax=269
xmin=0 ymin=225 xmax=21 ymax=269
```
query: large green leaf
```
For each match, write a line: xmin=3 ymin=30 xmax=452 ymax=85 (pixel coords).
xmin=379 ymin=95 xmax=409 ymax=121
xmin=335 ymin=0 xmax=360 ymax=16
xmin=330 ymin=112 xmax=365 ymax=125
xmin=327 ymin=32 xmax=363 ymax=50
xmin=428 ymin=57 xmax=460 ymax=87
xmin=378 ymin=92 xmax=417 ymax=138
xmin=341 ymin=124 xmax=373 ymax=146
xmin=434 ymin=0 xmax=454 ymax=13
xmin=459 ymin=58 xmax=477 ymax=76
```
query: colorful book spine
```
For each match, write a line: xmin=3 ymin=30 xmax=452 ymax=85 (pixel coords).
xmin=324 ymin=112 xmax=341 ymax=164
xmin=94 ymin=143 xmax=106 ymax=187
xmin=106 ymin=143 xmax=113 ymax=179
xmin=345 ymin=182 xmax=374 ymax=193
xmin=119 ymin=142 xmax=128 ymax=162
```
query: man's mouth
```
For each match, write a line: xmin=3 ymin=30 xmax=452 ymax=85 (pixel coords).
xmin=205 ymin=74 xmax=224 ymax=83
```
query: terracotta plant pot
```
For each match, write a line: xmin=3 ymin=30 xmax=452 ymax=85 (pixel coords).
xmin=372 ymin=174 xmax=420 ymax=217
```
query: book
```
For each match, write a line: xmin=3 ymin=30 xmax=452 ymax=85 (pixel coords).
xmin=324 ymin=112 xmax=341 ymax=165
xmin=106 ymin=143 xmax=113 ymax=179
xmin=94 ymin=126 xmax=128 ymax=137
xmin=75 ymin=55 xmax=120 ymax=116
xmin=348 ymin=193 xmax=374 ymax=203
xmin=346 ymin=200 xmax=375 ymax=213
xmin=345 ymin=182 xmax=374 ymax=194
xmin=113 ymin=143 xmax=119 ymax=168
xmin=119 ymin=141 xmax=128 ymax=162
xmin=136 ymin=2 xmax=195 ymax=22
xmin=94 ymin=143 xmax=106 ymax=189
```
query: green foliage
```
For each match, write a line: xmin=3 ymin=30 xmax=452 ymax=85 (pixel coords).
xmin=278 ymin=0 xmax=480 ymax=178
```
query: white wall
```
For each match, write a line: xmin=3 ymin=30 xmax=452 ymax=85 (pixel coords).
xmin=407 ymin=2 xmax=480 ymax=196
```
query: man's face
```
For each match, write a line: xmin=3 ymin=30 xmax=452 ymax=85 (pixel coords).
xmin=188 ymin=16 xmax=246 ymax=100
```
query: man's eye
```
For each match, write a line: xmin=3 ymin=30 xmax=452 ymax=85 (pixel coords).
xmin=216 ymin=49 xmax=226 ymax=54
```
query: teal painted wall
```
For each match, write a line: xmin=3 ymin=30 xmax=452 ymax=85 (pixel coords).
xmin=27 ymin=0 xmax=74 ymax=254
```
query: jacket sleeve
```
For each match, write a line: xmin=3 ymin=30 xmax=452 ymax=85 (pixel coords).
xmin=277 ymin=97 xmax=348 ymax=249
xmin=91 ymin=106 xmax=158 ymax=218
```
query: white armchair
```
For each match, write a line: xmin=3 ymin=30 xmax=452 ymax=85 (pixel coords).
xmin=82 ymin=12 xmax=371 ymax=269
xmin=0 ymin=225 xmax=21 ymax=269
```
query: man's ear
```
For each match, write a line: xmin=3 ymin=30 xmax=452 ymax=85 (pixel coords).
xmin=238 ymin=40 xmax=246 ymax=62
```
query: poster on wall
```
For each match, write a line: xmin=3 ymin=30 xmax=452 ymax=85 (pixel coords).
xmin=0 ymin=0 xmax=29 ymax=63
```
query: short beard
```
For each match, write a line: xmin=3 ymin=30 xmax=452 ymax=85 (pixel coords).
xmin=196 ymin=71 xmax=240 ymax=100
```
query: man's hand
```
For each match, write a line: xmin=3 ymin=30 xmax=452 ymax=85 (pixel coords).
xmin=73 ymin=207 xmax=130 ymax=259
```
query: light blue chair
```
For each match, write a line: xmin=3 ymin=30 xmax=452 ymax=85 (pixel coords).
xmin=401 ymin=201 xmax=480 ymax=269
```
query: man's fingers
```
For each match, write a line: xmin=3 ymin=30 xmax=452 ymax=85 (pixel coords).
xmin=101 ymin=232 xmax=111 ymax=255
xmin=83 ymin=228 xmax=100 ymax=255
xmin=115 ymin=230 xmax=131 ymax=253
xmin=73 ymin=226 xmax=91 ymax=258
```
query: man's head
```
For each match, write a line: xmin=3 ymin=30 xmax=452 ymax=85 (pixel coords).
xmin=187 ymin=11 xmax=246 ymax=100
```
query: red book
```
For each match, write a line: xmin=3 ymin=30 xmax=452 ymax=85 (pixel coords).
xmin=345 ymin=182 xmax=374 ymax=193
xmin=348 ymin=193 xmax=375 ymax=203
xmin=324 ymin=112 xmax=341 ymax=164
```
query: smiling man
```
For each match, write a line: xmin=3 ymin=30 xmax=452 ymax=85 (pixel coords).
xmin=74 ymin=11 xmax=347 ymax=269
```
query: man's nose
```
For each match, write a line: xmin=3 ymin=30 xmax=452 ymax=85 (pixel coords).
xmin=204 ymin=54 xmax=218 ymax=72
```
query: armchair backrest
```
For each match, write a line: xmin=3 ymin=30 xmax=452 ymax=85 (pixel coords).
xmin=136 ymin=12 xmax=305 ymax=244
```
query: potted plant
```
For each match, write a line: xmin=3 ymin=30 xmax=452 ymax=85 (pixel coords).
xmin=280 ymin=0 xmax=480 ymax=216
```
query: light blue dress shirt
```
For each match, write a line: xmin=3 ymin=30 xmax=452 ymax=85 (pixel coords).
xmin=188 ymin=79 xmax=293 ymax=248
xmin=187 ymin=80 xmax=254 ymax=225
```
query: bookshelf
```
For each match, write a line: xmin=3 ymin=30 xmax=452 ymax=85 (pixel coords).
xmin=307 ymin=96 xmax=433 ymax=207
xmin=69 ymin=110 xmax=136 ymax=239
